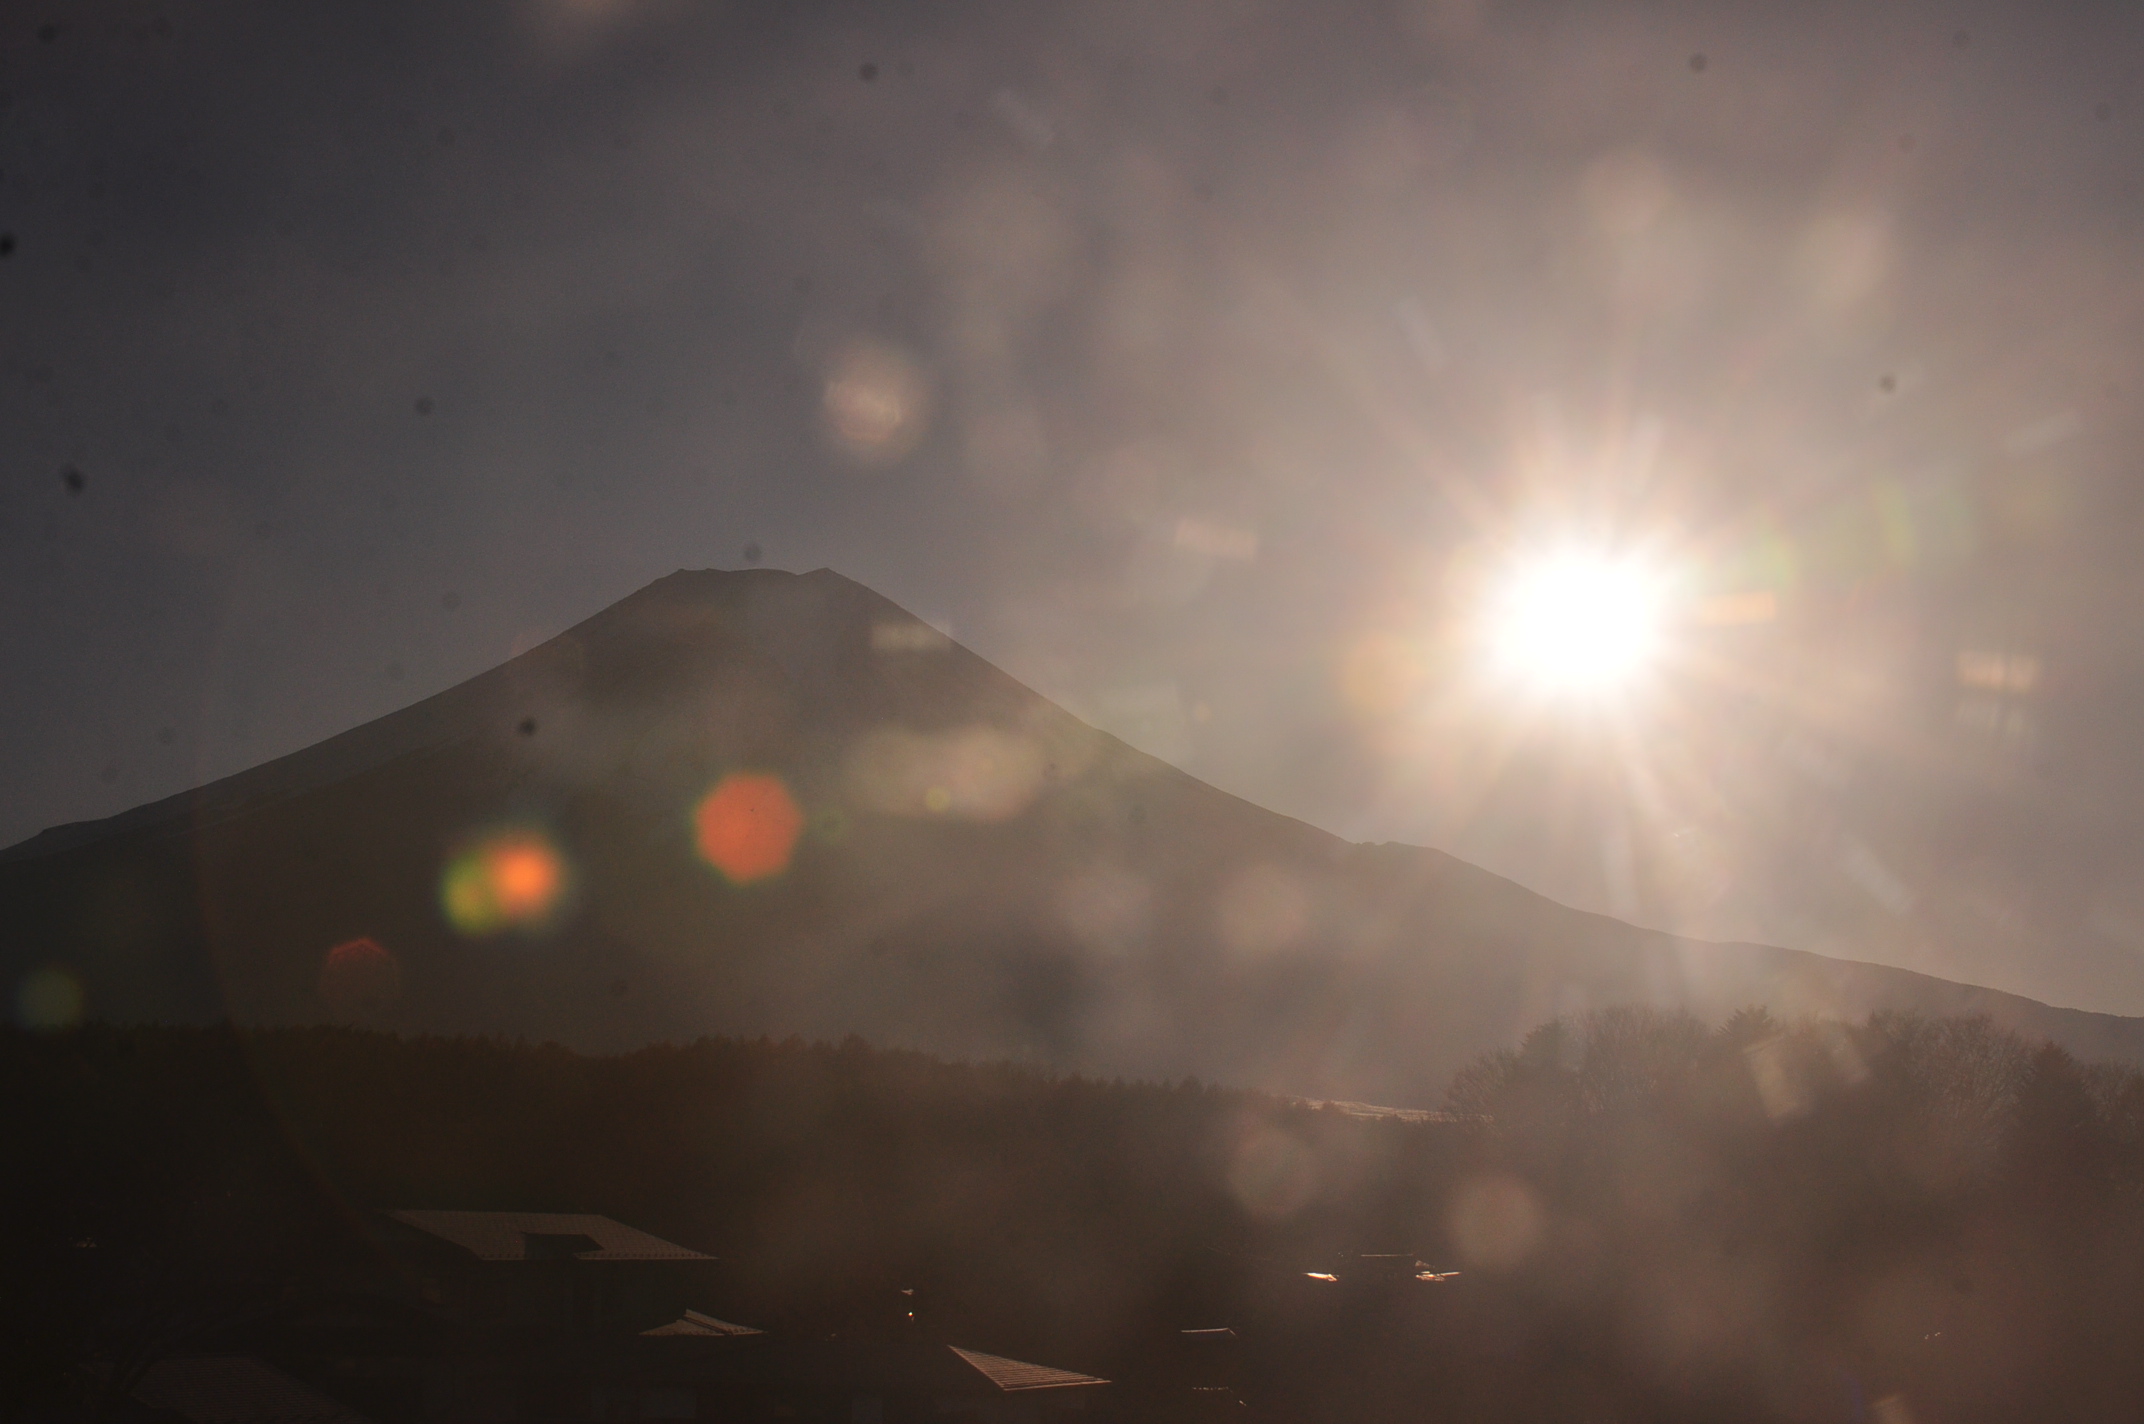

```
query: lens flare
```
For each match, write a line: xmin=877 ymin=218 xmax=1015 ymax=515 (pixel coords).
xmin=1056 ymin=866 xmax=1153 ymax=955
xmin=844 ymin=725 xmax=1051 ymax=822
xmin=1226 ymin=1122 xmax=1320 ymax=1222
xmin=1485 ymin=548 xmax=1668 ymax=694
xmin=441 ymin=830 xmax=569 ymax=936
xmin=694 ymin=772 xmax=805 ymax=884
xmin=1214 ymin=864 xmax=1311 ymax=957
xmin=1341 ymin=631 xmax=1432 ymax=718
xmin=16 ymin=967 xmax=84 ymax=1031
xmin=822 ymin=338 xmax=931 ymax=462
xmin=319 ymin=936 xmax=402 ymax=1015
xmin=1448 ymin=1172 xmax=1545 ymax=1271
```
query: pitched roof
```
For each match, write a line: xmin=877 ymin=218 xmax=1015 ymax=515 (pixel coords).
xmin=132 ymin=1357 xmax=371 ymax=1424
xmin=386 ymin=1211 xmax=711 ymax=1262
xmin=641 ymin=1310 xmax=764 ymax=1338
xmin=949 ymin=1348 xmax=1108 ymax=1392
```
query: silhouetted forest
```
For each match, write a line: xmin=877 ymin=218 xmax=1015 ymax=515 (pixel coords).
xmin=1 ymin=1023 xmax=1456 ymax=1418
xmin=1430 ymin=1006 xmax=2144 ymax=1424
xmin=12 ymin=1009 xmax=2144 ymax=1422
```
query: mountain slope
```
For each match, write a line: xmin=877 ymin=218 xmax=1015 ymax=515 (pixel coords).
xmin=5 ymin=567 xmax=2140 ymax=1102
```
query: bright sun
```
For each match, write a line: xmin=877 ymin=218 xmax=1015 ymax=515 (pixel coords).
xmin=1485 ymin=548 xmax=1669 ymax=695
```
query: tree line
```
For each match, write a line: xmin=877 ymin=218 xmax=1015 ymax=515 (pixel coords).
xmin=8 ymin=1008 xmax=2144 ymax=1421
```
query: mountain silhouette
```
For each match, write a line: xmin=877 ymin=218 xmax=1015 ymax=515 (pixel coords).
xmin=6 ymin=567 xmax=2142 ymax=1103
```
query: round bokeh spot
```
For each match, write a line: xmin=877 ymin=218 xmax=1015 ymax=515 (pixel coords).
xmin=319 ymin=936 xmax=403 ymax=1016
xmin=441 ymin=829 xmax=571 ymax=936
xmin=17 ymin=967 xmax=85 ymax=1031
xmin=694 ymin=772 xmax=806 ymax=884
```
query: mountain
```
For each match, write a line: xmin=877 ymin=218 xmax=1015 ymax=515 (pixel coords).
xmin=6 ymin=567 xmax=2142 ymax=1103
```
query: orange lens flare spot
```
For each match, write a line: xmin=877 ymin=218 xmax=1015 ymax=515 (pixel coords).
xmin=695 ymin=773 xmax=805 ymax=885
xmin=441 ymin=831 xmax=569 ymax=935
xmin=490 ymin=844 xmax=561 ymax=917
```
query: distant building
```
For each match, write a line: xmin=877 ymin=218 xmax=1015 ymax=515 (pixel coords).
xmin=640 ymin=1310 xmax=764 ymax=1340
xmin=296 ymin=1312 xmax=1110 ymax=1423
xmin=208 ymin=1212 xmax=1116 ymax=1423
xmin=745 ymin=1341 xmax=1110 ymax=1424
xmin=373 ymin=1210 xmax=716 ymax=1336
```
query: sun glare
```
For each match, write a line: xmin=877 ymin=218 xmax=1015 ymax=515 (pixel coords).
xmin=1485 ymin=549 xmax=1668 ymax=695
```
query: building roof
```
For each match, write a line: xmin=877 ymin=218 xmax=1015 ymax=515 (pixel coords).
xmin=132 ymin=1357 xmax=371 ymax=1424
xmin=1283 ymin=1096 xmax=1486 ymax=1125
xmin=641 ymin=1310 xmax=764 ymax=1338
xmin=386 ymin=1211 xmax=712 ymax=1262
xmin=949 ymin=1348 xmax=1108 ymax=1393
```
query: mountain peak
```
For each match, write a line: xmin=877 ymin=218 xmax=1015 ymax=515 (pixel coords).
xmin=6 ymin=569 xmax=2142 ymax=1097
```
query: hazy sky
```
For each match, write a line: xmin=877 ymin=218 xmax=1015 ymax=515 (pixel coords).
xmin=7 ymin=0 xmax=2144 ymax=1014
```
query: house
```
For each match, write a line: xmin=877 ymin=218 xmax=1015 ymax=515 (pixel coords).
xmin=734 ymin=1340 xmax=1110 ymax=1424
xmin=404 ymin=1318 xmax=1109 ymax=1422
xmin=158 ymin=1213 xmax=1111 ymax=1424
xmin=372 ymin=1211 xmax=716 ymax=1337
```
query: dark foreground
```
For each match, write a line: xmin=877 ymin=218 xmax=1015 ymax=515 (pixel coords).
xmin=8 ymin=1008 xmax=2144 ymax=1423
